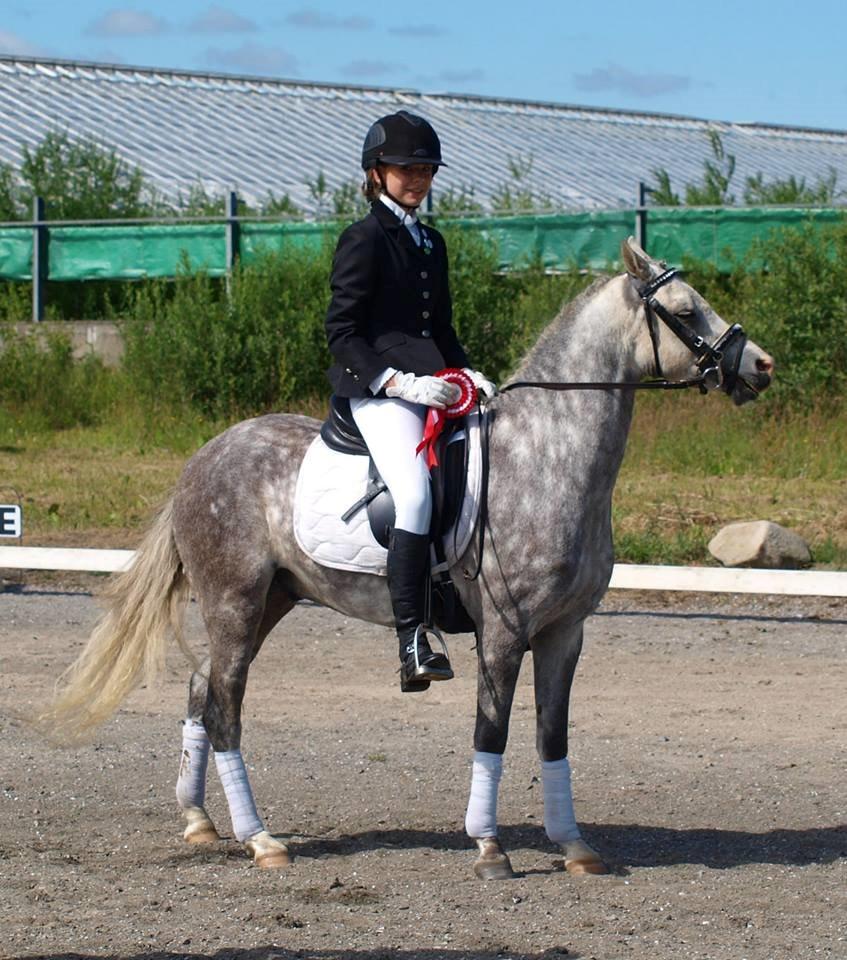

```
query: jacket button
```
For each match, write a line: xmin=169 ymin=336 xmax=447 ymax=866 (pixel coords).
xmin=420 ymin=271 xmax=428 ymax=279
xmin=422 ymin=291 xmax=430 ymax=299
xmin=422 ymin=310 xmax=430 ymax=319
xmin=421 ymin=329 xmax=432 ymax=338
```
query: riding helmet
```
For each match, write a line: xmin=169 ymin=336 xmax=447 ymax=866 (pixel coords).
xmin=361 ymin=110 xmax=446 ymax=170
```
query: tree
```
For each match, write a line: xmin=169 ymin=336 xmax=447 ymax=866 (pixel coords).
xmin=490 ymin=155 xmax=554 ymax=215
xmin=434 ymin=184 xmax=485 ymax=216
xmin=649 ymin=129 xmax=736 ymax=206
xmin=743 ymin=169 xmax=840 ymax=205
xmin=19 ymin=130 xmax=152 ymax=219
xmin=0 ymin=161 xmax=20 ymax=220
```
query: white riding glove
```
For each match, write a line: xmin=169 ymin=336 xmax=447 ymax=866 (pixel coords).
xmin=385 ymin=371 xmax=461 ymax=408
xmin=463 ymin=367 xmax=497 ymax=399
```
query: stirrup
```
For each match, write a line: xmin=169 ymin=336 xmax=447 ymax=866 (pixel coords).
xmin=400 ymin=624 xmax=453 ymax=691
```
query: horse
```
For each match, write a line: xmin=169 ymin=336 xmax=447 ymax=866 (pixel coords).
xmin=41 ymin=237 xmax=774 ymax=879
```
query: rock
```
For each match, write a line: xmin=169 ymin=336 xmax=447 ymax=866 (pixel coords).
xmin=708 ymin=520 xmax=811 ymax=569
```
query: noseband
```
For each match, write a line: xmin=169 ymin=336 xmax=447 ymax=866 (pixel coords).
xmin=640 ymin=268 xmax=748 ymax=395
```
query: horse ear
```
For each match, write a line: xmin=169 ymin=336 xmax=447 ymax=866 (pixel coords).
xmin=621 ymin=236 xmax=659 ymax=282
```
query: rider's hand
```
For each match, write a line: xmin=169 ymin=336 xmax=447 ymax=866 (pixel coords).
xmin=385 ymin=371 xmax=461 ymax=408
xmin=463 ymin=368 xmax=497 ymax=399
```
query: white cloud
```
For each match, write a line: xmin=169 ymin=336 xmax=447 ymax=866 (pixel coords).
xmin=188 ymin=5 xmax=257 ymax=34
xmin=286 ymin=8 xmax=372 ymax=30
xmin=85 ymin=9 xmax=170 ymax=38
xmin=340 ymin=59 xmax=402 ymax=79
xmin=574 ymin=63 xmax=690 ymax=98
xmin=203 ymin=43 xmax=299 ymax=75
xmin=436 ymin=68 xmax=484 ymax=85
xmin=388 ymin=24 xmax=447 ymax=38
xmin=0 ymin=29 xmax=45 ymax=56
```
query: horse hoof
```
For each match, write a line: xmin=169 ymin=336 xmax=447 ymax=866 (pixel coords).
xmin=563 ymin=838 xmax=609 ymax=876
xmin=182 ymin=807 xmax=221 ymax=844
xmin=473 ymin=837 xmax=516 ymax=880
xmin=246 ymin=830 xmax=291 ymax=869
xmin=184 ymin=822 xmax=221 ymax=844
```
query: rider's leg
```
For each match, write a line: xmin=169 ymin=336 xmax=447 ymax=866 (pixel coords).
xmin=351 ymin=397 xmax=453 ymax=690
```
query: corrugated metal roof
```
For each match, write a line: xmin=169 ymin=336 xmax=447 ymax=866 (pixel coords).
xmin=1 ymin=54 xmax=846 ymax=216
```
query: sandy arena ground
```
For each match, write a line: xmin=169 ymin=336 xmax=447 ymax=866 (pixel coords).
xmin=0 ymin=580 xmax=844 ymax=960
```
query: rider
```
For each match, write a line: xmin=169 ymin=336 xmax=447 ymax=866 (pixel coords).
xmin=325 ymin=109 xmax=495 ymax=693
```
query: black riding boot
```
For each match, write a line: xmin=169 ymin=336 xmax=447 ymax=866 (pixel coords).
xmin=387 ymin=528 xmax=454 ymax=693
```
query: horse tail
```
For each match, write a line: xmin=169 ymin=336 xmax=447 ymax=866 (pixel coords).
xmin=38 ymin=497 xmax=193 ymax=745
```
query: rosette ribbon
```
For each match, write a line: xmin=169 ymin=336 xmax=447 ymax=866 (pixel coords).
xmin=415 ymin=368 xmax=478 ymax=469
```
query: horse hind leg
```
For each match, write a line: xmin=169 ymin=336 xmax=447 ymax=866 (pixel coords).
xmin=175 ymin=659 xmax=220 ymax=844
xmin=175 ymin=574 xmax=295 ymax=867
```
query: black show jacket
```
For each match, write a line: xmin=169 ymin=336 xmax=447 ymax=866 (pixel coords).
xmin=325 ymin=200 xmax=469 ymax=398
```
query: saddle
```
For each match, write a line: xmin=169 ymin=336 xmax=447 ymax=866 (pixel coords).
xmin=317 ymin=395 xmax=476 ymax=634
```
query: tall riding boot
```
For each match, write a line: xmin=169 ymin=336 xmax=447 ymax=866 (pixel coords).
xmin=387 ymin=528 xmax=454 ymax=693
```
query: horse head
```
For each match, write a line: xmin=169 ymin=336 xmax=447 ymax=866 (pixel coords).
xmin=622 ymin=237 xmax=774 ymax=405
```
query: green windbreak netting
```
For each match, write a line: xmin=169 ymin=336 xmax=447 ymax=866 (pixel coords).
xmin=48 ymin=224 xmax=227 ymax=280
xmin=0 ymin=229 xmax=33 ymax=279
xmin=1 ymin=208 xmax=845 ymax=281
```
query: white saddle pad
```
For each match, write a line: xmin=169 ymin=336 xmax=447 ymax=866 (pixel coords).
xmin=293 ymin=412 xmax=482 ymax=576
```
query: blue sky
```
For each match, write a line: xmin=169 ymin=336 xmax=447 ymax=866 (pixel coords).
xmin=2 ymin=1 xmax=845 ymax=131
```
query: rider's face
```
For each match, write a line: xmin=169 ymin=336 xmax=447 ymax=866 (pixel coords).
xmin=380 ymin=163 xmax=435 ymax=209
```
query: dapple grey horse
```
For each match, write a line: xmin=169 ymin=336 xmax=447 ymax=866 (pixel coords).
xmin=43 ymin=238 xmax=773 ymax=879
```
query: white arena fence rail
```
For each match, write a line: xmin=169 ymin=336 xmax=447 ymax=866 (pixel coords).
xmin=1 ymin=546 xmax=846 ymax=597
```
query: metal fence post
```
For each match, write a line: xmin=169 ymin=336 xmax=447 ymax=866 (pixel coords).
xmin=225 ymin=191 xmax=240 ymax=295
xmin=32 ymin=196 xmax=47 ymax=322
xmin=635 ymin=181 xmax=650 ymax=252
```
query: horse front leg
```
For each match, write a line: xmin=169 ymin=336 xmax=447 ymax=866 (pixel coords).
xmin=531 ymin=618 xmax=609 ymax=875
xmin=465 ymin=627 xmax=525 ymax=880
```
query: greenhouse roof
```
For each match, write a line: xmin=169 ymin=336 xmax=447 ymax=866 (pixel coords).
xmin=1 ymin=54 xmax=846 ymax=216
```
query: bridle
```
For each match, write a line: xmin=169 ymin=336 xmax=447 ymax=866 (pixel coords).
xmin=501 ymin=268 xmax=749 ymax=397
xmin=640 ymin=268 xmax=748 ymax=396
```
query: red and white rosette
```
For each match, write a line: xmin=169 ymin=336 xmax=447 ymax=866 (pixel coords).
xmin=416 ymin=368 xmax=478 ymax=469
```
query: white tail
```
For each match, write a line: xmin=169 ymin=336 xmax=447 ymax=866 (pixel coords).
xmin=38 ymin=498 xmax=193 ymax=744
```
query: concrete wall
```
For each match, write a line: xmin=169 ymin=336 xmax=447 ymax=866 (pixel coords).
xmin=6 ymin=322 xmax=124 ymax=367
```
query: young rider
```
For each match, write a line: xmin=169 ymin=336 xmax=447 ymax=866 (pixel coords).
xmin=325 ymin=110 xmax=495 ymax=693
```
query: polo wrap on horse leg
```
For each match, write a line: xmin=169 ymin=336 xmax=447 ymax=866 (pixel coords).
xmin=465 ymin=751 xmax=503 ymax=838
xmin=215 ymin=749 xmax=264 ymax=842
xmin=541 ymin=757 xmax=581 ymax=844
xmin=175 ymin=719 xmax=211 ymax=810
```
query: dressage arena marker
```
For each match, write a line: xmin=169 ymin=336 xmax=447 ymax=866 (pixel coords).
xmin=1 ymin=546 xmax=845 ymax=597
xmin=0 ymin=505 xmax=23 ymax=538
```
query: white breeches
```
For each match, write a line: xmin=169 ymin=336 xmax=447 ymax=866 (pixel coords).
xmin=350 ymin=396 xmax=432 ymax=535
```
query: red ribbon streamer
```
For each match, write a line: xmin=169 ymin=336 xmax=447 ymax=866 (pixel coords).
xmin=415 ymin=368 xmax=478 ymax=469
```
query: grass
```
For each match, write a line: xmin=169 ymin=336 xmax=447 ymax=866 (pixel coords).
xmin=2 ymin=391 xmax=845 ymax=568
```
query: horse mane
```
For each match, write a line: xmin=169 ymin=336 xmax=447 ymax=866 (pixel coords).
xmin=512 ymin=273 xmax=616 ymax=380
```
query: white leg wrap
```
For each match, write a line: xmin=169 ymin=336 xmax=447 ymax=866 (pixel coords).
xmin=542 ymin=757 xmax=581 ymax=845
xmin=215 ymin=749 xmax=264 ymax=842
xmin=175 ymin=719 xmax=211 ymax=810
xmin=464 ymin=751 xmax=503 ymax=838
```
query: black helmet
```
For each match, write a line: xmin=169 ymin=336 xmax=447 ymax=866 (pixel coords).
xmin=361 ymin=110 xmax=446 ymax=170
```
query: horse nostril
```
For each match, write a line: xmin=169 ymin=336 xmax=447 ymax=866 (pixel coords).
xmin=756 ymin=355 xmax=774 ymax=373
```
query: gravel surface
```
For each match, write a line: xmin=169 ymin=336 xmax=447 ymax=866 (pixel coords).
xmin=0 ymin=580 xmax=845 ymax=960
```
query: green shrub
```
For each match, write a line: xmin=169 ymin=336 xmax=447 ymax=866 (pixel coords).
xmin=0 ymin=329 xmax=114 ymax=429
xmin=121 ymin=241 xmax=338 ymax=419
